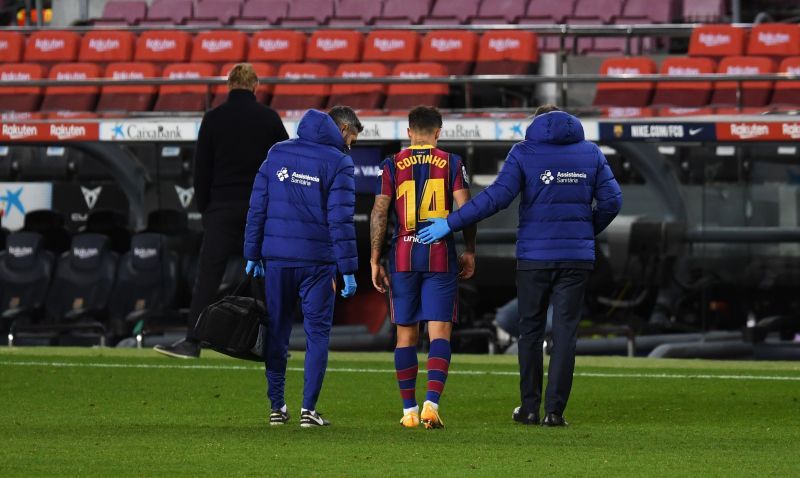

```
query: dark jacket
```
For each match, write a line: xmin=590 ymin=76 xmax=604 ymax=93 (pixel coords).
xmin=243 ymin=109 xmax=358 ymax=274
xmin=193 ymin=89 xmax=289 ymax=213
xmin=447 ymin=111 xmax=622 ymax=266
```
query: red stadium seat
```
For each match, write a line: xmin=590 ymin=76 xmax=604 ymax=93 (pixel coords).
xmin=425 ymin=0 xmax=480 ymax=25
xmin=683 ymin=0 xmax=725 ymax=23
xmin=191 ymin=31 xmax=248 ymax=64
xmin=271 ymin=63 xmax=332 ymax=110
xmin=769 ymin=57 xmax=800 ymax=108
xmin=420 ymin=31 xmax=478 ymax=76
xmin=96 ymin=1 xmax=148 ymax=25
xmin=328 ymin=62 xmax=389 ymax=109
xmin=711 ymin=56 xmax=776 ymax=107
xmin=688 ymin=25 xmax=747 ymax=59
xmin=281 ymin=0 xmax=335 ymax=26
xmin=0 ymin=32 xmax=23 ymax=63
xmin=474 ymin=31 xmax=539 ymax=75
xmin=747 ymin=24 xmax=800 ymax=58
xmin=614 ymin=0 xmax=679 ymax=23
xmin=592 ymin=57 xmax=656 ymax=107
xmin=657 ymin=107 xmax=714 ymax=117
xmin=248 ymin=31 xmax=306 ymax=66
xmin=24 ymin=31 xmax=80 ymax=65
xmin=213 ymin=62 xmax=274 ymax=107
xmin=519 ymin=0 xmax=576 ymax=23
xmin=374 ymin=0 xmax=431 ymax=25
xmin=234 ymin=0 xmax=289 ymax=25
xmin=0 ymin=63 xmax=44 ymax=112
xmin=566 ymin=0 xmax=625 ymax=24
xmin=187 ymin=0 xmax=241 ymax=26
xmin=385 ymin=62 xmax=448 ymax=111
xmin=141 ymin=0 xmax=193 ymax=25
xmin=329 ymin=0 xmax=384 ymax=26
xmin=651 ymin=57 xmax=715 ymax=107
xmin=135 ymin=31 xmax=192 ymax=63
xmin=306 ymin=30 xmax=363 ymax=68
xmin=97 ymin=62 xmax=159 ymax=112
xmin=40 ymin=63 xmax=101 ymax=112
xmin=79 ymin=31 xmax=135 ymax=63
xmin=469 ymin=0 xmax=528 ymax=24
xmin=363 ymin=31 xmax=420 ymax=68
xmin=154 ymin=63 xmax=216 ymax=112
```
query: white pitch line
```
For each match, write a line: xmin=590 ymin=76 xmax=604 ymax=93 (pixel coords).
xmin=1 ymin=360 xmax=799 ymax=381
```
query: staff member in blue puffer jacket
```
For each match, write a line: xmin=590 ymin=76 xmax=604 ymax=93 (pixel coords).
xmin=419 ymin=105 xmax=622 ymax=427
xmin=244 ymin=106 xmax=362 ymax=428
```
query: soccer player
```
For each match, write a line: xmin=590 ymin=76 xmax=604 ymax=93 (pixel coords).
xmin=369 ymin=106 xmax=477 ymax=429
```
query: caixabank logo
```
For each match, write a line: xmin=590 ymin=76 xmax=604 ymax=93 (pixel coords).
xmin=0 ymin=182 xmax=53 ymax=230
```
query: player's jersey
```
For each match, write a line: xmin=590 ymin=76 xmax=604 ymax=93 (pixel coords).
xmin=378 ymin=145 xmax=469 ymax=273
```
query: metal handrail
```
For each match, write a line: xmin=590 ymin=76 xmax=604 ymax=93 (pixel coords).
xmin=1 ymin=73 xmax=797 ymax=88
xmin=0 ymin=23 xmax=735 ymax=36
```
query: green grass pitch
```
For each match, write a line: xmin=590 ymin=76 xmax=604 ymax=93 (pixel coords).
xmin=1 ymin=347 xmax=799 ymax=477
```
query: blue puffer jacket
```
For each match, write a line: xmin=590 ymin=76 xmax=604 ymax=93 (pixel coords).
xmin=447 ymin=111 xmax=622 ymax=266
xmin=244 ymin=109 xmax=358 ymax=274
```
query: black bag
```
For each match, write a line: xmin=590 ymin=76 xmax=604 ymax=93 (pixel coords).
xmin=193 ymin=273 xmax=267 ymax=361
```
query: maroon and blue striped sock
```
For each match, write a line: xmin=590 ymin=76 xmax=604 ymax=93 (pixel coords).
xmin=394 ymin=346 xmax=418 ymax=410
xmin=426 ymin=339 xmax=451 ymax=405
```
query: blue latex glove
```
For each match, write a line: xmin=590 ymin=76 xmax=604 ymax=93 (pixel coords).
xmin=341 ymin=274 xmax=357 ymax=298
xmin=417 ymin=218 xmax=451 ymax=245
xmin=245 ymin=260 xmax=264 ymax=278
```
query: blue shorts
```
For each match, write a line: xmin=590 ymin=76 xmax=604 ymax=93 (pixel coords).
xmin=389 ymin=272 xmax=458 ymax=325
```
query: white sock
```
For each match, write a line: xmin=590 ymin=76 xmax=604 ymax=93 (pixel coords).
xmin=424 ymin=400 xmax=439 ymax=411
xmin=301 ymin=408 xmax=313 ymax=414
xmin=280 ymin=405 xmax=287 ymax=413
xmin=403 ymin=405 xmax=419 ymax=415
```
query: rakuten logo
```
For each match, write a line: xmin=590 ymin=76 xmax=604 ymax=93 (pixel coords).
xmin=488 ymin=38 xmax=520 ymax=52
xmin=607 ymin=67 xmax=642 ymax=75
xmin=373 ymin=38 xmax=405 ymax=52
xmin=34 ymin=38 xmax=65 ymax=52
xmin=169 ymin=71 xmax=200 ymax=79
xmin=667 ymin=66 xmax=701 ymax=75
xmin=758 ymin=31 xmax=790 ymax=46
xmin=88 ymin=38 xmax=120 ymax=52
xmin=430 ymin=38 xmax=462 ymax=52
xmin=257 ymin=38 xmax=289 ymax=52
xmin=73 ymin=247 xmax=99 ymax=260
xmin=316 ymin=38 xmax=348 ymax=52
xmin=698 ymin=33 xmax=731 ymax=47
xmin=725 ymin=65 xmax=761 ymax=75
xmin=782 ymin=123 xmax=800 ymax=139
xmin=399 ymin=72 xmax=431 ymax=78
xmin=729 ymin=123 xmax=770 ymax=139
xmin=201 ymin=39 xmax=233 ymax=53
xmin=0 ymin=40 xmax=8 ymax=50
xmin=112 ymin=71 xmax=145 ymax=80
xmin=787 ymin=66 xmax=800 ymax=75
xmin=56 ymin=71 xmax=88 ymax=80
xmin=2 ymin=124 xmax=38 ymax=139
xmin=50 ymin=124 xmax=87 ymax=140
xmin=342 ymin=71 xmax=374 ymax=78
xmin=8 ymin=246 xmax=33 ymax=258
xmin=285 ymin=72 xmax=318 ymax=79
xmin=1 ymin=72 xmax=31 ymax=81
xmin=133 ymin=247 xmax=158 ymax=260
xmin=145 ymin=38 xmax=176 ymax=52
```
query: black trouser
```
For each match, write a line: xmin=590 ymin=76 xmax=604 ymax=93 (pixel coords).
xmin=517 ymin=268 xmax=590 ymax=416
xmin=186 ymin=201 xmax=249 ymax=341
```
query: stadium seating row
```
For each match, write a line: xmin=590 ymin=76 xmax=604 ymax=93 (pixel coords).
xmin=0 ymin=209 xmax=230 ymax=346
xmin=0 ymin=29 xmax=538 ymax=72
xmin=594 ymin=56 xmax=800 ymax=108
xmin=94 ymin=0 xmax=706 ymax=27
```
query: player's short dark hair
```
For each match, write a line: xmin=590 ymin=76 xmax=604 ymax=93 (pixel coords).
xmin=534 ymin=104 xmax=561 ymax=116
xmin=408 ymin=106 xmax=443 ymax=134
xmin=328 ymin=105 xmax=364 ymax=133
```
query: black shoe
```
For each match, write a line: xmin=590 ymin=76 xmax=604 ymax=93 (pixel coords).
xmin=512 ymin=407 xmax=540 ymax=425
xmin=153 ymin=339 xmax=200 ymax=359
xmin=300 ymin=410 xmax=330 ymax=428
xmin=541 ymin=412 xmax=569 ymax=427
xmin=269 ymin=408 xmax=290 ymax=426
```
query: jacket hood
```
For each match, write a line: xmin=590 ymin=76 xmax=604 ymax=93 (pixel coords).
xmin=526 ymin=111 xmax=585 ymax=145
xmin=297 ymin=109 xmax=345 ymax=149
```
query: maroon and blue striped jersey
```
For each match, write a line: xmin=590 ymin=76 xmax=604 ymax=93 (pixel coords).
xmin=378 ymin=145 xmax=469 ymax=273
